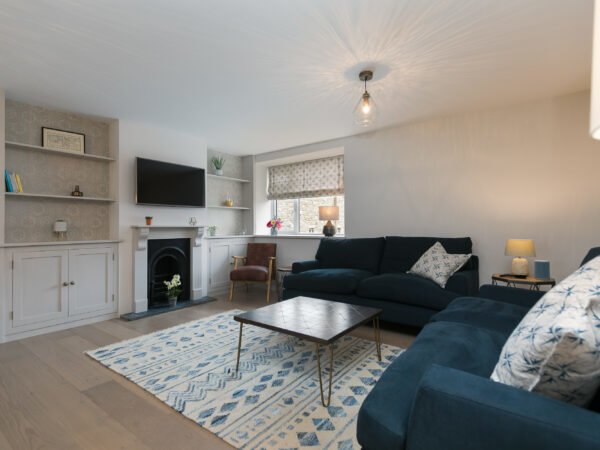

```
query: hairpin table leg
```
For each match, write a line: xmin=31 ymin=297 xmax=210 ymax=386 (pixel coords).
xmin=235 ymin=322 xmax=243 ymax=372
xmin=316 ymin=343 xmax=334 ymax=407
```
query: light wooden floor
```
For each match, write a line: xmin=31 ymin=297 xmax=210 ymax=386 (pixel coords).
xmin=0 ymin=289 xmax=416 ymax=450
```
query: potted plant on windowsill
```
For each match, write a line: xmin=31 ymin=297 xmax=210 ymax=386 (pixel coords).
xmin=164 ymin=274 xmax=182 ymax=307
xmin=267 ymin=218 xmax=282 ymax=236
xmin=211 ymin=156 xmax=226 ymax=176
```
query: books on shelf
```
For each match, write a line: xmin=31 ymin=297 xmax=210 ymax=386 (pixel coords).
xmin=4 ymin=170 xmax=24 ymax=193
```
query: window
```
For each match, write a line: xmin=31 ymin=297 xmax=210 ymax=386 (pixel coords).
xmin=272 ymin=196 xmax=345 ymax=235
xmin=267 ymin=155 xmax=344 ymax=235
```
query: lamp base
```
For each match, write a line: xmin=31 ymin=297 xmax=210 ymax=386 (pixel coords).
xmin=322 ymin=220 xmax=336 ymax=237
xmin=511 ymin=257 xmax=529 ymax=277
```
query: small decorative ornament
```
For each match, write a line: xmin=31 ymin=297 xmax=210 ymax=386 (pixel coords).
xmin=188 ymin=216 xmax=197 ymax=226
xmin=53 ymin=219 xmax=68 ymax=240
xmin=267 ymin=218 xmax=282 ymax=236
xmin=164 ymin=274 xmax=182 ymax=306
xmin=145 ymin=216 xmax=153 ymax=226
xmin=224 ymin=193 xmax=234 ymax=207
xmin=71 ymin=185 xmax=83 ymax=197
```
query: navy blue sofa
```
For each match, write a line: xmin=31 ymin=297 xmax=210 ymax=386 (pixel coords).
xmin=283 ymin=237 xmax=479 ymax=327
xmin=357 ymin=247 xmax=600 ymax=450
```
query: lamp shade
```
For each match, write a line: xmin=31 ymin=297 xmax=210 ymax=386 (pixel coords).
xmin=319 ymin=206 xmax=339 ymax=221
xmin=505 ymin=239 xmax=536 ymax=257
xmin=592 ymin=0 xmax=600 ymax=138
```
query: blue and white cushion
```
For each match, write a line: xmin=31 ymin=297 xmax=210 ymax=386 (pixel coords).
xmin=408 ymin=241 xmax=471 ymax=288
xmin=491 ymin=256 xmax=600 ymax=406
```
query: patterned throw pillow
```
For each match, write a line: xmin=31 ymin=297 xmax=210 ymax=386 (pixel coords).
xmin=491 ymin=256 xmax=600 ymax=406
xmin=408 ymin=242 xmax=471 ymax=288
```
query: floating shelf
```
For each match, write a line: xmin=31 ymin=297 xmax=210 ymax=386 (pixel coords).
xmin=207 ymin=205 xmax=250 ymax=210
xmin=206 ymin=174 xmax=251 ymax=183
xmin=5 ymin=192 xmax=115 ymax=202
xmin=5 ymin=141 xmax=115 ymax=162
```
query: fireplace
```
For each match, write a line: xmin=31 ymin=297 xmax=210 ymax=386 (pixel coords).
xmin=147 ymin=238 xmax=191 ymax=308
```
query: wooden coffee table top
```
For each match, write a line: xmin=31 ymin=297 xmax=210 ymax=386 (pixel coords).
xmin=233 ymin=296 xmax=382 ymax=345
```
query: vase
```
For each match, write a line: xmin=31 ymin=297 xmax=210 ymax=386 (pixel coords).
xmin=168 ymin=295 xmax=178 ymax=307
xmin=270 ymin=227 xmax=278 ymax=236
xmin=215 ymin=169 xmax=223 ymax=176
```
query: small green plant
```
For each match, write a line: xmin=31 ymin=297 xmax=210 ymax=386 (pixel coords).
xmin=207 ymin=225 xmax=217 ymax=236
xmin=211 ymin=156 xmax=226 ymax=170
xmin=164 ymin=274 xmax=182 ymax=298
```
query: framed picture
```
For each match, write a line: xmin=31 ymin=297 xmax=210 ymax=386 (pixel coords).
xmin=42 ymin=127 xmax=86 ymax=154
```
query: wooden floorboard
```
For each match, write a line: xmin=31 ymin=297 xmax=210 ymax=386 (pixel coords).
xmin=0 ymin=289 xmax=416 ymax=450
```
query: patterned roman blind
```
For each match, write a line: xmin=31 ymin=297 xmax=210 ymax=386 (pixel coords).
xmin=267 ymin=155 xmax=344 ymax=200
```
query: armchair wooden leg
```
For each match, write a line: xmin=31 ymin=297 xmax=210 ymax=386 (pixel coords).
xmin=266 ymin=279 xmax=272 ymax=303
xmin=229 ymin=281 xmax=235 ymax=302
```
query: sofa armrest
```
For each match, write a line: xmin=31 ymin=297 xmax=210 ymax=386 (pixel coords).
xmin=478 ymin=284 xmax=544 ymax=309
xmin=291 ymin=260 xmax=321 ymax=274
xmin=407 ymin=365 xmax=600 ymax=450
xmin=445 ymin=269 xmax=478 ymax=296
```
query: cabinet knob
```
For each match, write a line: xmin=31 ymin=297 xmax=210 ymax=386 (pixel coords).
xmin=70 ymin=281 xmax=75 ymax=285
xmin=63 ymin=282 xmax=69 ymax=287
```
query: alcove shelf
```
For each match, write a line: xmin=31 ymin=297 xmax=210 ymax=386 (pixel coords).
xmin=5 ymin=192 xmax=116 ymax=202
xmin=207 ymin=205 xmax=250 ymax=210
xmin=5 ymin=141 xmax=115 ymax=162
xmin=206 ymin=174 xmax=250 ymax=183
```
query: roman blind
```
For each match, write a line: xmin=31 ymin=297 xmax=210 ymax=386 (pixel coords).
xmin=267 ymin=155 xmax=344 ymax=200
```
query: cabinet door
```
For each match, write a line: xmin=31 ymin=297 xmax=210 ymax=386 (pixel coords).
xmin=13 ymin=249 xmax=69 ymax=327
xmin=209 ymin=243 xmax=231 ymax=290
xmin=68 ymin=247 xmax=115 ymax=316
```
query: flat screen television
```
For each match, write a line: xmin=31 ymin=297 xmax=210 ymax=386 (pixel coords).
xmin=136 ymin=157 xmax=205 ymax=207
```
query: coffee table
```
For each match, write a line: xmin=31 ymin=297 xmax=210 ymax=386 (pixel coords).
xmin=233 ymin=296 xmax=382 ymax=406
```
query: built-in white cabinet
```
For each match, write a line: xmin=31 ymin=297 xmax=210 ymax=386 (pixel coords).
xmin=4 ymin=243 xmax=118 ymax=340
xmin=207 ymin=238 xmax=251 ymax=293
xmin=12 ymin=249 xmax=69 ymax=327
xmin=68 ymin=247 xmax=116 ymax=317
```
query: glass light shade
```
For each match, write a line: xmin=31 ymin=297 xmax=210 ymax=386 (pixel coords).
xmin=319 ymin=206 xmax=339 ymax=221
xmin=592 ymin=0 xmax=600 ymax=138
xmin=354 ymin=91 xmax=376 ymax=127
xmin=505 ymin=239 xmax=536 ymax=257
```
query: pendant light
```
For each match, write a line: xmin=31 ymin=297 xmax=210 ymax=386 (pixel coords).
xmin=354 ymin=70 xmax=376 ymax=127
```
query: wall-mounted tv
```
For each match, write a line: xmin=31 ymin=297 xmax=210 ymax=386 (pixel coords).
xmin=136 ymin=157 xmax=205 ymax=207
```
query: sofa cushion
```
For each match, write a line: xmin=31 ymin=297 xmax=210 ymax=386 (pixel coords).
xmin=408 ymin=241 xmax=472 ymax=288
xmin=357 ymin=273 xmax=459 ymax=310
xmin=283 ymin=268 xmax=373 ymax=294
xmin=491 ymin=256 xmax=600 ymax=406
xmin=431 ymin=297 xmax=528 ymax=336
xmin=357 ymin=321 xmax=507 ymax=450
xmin=380 ymin=236 xmax=473 ymax=273
xmin=315 ymin=237 xmax=385 ymax=273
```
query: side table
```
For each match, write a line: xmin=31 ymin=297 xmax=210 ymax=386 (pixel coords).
xmin=277 ymin=266 xmax=293 ymax=300
xmin=491 ymin=273 xmax=556 ymax=291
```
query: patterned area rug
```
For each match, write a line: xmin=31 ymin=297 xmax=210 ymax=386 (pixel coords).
xmin=87 ymin=310 xmax=403 ymax=450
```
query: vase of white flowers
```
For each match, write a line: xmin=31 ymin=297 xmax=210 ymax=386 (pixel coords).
xmin=164 ymin=274 xmax=182 ymax=306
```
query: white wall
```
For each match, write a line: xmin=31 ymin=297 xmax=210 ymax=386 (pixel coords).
xmin=258 ymin=91 xmax=600 ymax=284
xmin=118 ymin=120 xmax=207 ymax=314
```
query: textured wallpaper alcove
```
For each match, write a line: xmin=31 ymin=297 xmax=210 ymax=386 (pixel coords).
xmin=4 ymin=100 xmax=112 ymax=243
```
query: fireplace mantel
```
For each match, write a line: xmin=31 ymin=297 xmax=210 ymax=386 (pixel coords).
xmin=131 ymin=225 xmax=206 ymax=313
xmin=132 ymin=226 xmax=205 ymax=250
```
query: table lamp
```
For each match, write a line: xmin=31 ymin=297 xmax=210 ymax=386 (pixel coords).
xmin=505 ymin=239 xmax=536 ymax=277
xmin=319 ymin=206 xmax=339 ymax=237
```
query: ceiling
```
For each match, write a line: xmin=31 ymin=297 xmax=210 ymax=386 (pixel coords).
xmin=0 ymin=0 xmax=594 ymax=155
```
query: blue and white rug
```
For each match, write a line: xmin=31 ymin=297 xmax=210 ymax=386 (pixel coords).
xmin=87 ymin=310 xmax=403 ymax=449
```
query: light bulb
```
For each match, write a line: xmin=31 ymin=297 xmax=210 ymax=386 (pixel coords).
xmin=354 ymin=91 xmax=376 ymax=127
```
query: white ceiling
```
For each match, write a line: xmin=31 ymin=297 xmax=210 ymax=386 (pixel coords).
xmin=0 ymin=0 xmax=593 ymax=155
